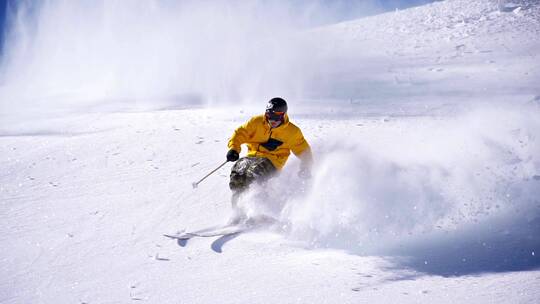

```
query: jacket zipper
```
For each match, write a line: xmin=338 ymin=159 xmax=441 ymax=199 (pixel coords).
xmin=257 ymin=128 xmax=272 ymax=153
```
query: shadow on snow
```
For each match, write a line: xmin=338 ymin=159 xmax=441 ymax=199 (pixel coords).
xmin=384 ymin=213 xmax=540 ymax=277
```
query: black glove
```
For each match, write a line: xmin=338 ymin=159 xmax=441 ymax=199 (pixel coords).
xmin=226 ymin=149 xmax=239 ymax=162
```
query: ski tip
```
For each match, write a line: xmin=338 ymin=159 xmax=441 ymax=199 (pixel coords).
xmin=163 ymin=233 xmax=193 ymax=240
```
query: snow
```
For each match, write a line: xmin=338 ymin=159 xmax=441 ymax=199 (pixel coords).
xmin=1 ymin=0 xmax=540 ymax=303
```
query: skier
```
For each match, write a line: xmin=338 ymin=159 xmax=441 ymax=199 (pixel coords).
xmin=226 ymin=97 xmax=313 ymax=211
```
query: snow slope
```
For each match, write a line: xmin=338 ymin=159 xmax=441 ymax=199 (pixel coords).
xmin=300 ymin=0 xmax=540 ymax=101
xmin=1 ymin=0 xmax=540 ymax=303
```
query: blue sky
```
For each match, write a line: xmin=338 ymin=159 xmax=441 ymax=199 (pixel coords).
xmin=0 ymin=0 xmax=7 ymax=55
xmin=314 ymin=0 xmax=436 ymax=25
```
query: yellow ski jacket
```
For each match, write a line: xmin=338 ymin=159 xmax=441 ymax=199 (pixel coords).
xmin=228 ymin=114 xmax=311 ymax=169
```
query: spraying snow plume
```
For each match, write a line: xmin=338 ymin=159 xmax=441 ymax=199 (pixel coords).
xmin=0 ymin=0 xmax=411 ymax=118
xmin=273 ymin=102 xmax=540 ymax=259
xmin=0 ymin=1 xmax=306 ymax=108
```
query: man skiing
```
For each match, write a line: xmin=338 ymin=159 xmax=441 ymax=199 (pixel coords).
xmin=226 ymin=97 xmax=313 ymax=208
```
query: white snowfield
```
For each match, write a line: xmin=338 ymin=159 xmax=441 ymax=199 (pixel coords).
xmin=1 ymin=0 xmax=540 ymax=303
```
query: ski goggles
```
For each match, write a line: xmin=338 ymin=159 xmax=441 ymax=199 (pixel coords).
xmin=265 ymin=111 xmax=285 ymax=121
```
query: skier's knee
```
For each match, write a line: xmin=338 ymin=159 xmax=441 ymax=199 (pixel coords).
xmin=229 ymin=172 xmax=248 ymax=191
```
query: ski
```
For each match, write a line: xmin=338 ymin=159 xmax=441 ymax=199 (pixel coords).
xmin=164 ymin=215 xmax=277 ymax=241
xmin=164 ymin=224 xmax=250 ymax=240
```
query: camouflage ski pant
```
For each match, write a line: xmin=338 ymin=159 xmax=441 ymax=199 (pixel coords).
xmin=229 ymin=157 xmax=276 ymax=192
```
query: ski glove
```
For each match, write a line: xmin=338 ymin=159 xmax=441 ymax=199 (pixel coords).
xmin=226 ymin=149 xmax=239 ymax=162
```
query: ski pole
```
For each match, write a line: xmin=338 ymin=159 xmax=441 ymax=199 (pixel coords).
xmin=192 ymin=160 xmax=228 ymax=189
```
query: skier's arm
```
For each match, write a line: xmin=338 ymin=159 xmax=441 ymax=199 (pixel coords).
xmin=228 ymin=116 xmax=257 ymax=153
xmin=291 ymin=129 xmax=313 ymax=177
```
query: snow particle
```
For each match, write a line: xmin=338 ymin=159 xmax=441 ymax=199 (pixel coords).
xmin=532 ymin=251 xmax=535 ymax=256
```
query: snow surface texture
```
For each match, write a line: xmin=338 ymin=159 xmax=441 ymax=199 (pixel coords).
xmin=1 ymin=0 xmax=540 ymax=303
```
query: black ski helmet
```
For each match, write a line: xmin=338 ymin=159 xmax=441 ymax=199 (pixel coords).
xmin=266 ymin=97 xmax=288 ymax=113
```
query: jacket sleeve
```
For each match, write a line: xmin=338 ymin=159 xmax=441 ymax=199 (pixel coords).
xmin=228 ymin=116 xmax=258 ymax=152
xmin=291 ymin=128 xmax=312 ymax=165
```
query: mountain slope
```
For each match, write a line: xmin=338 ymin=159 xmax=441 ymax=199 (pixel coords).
xmin=301 ymin=0 xmax=540 ymax=101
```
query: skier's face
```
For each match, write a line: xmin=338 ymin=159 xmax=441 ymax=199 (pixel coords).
xmin=268 ymin=118 xmax=282 ymax=128
xmin=265 ymin=111 xmax=284 ymax=128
